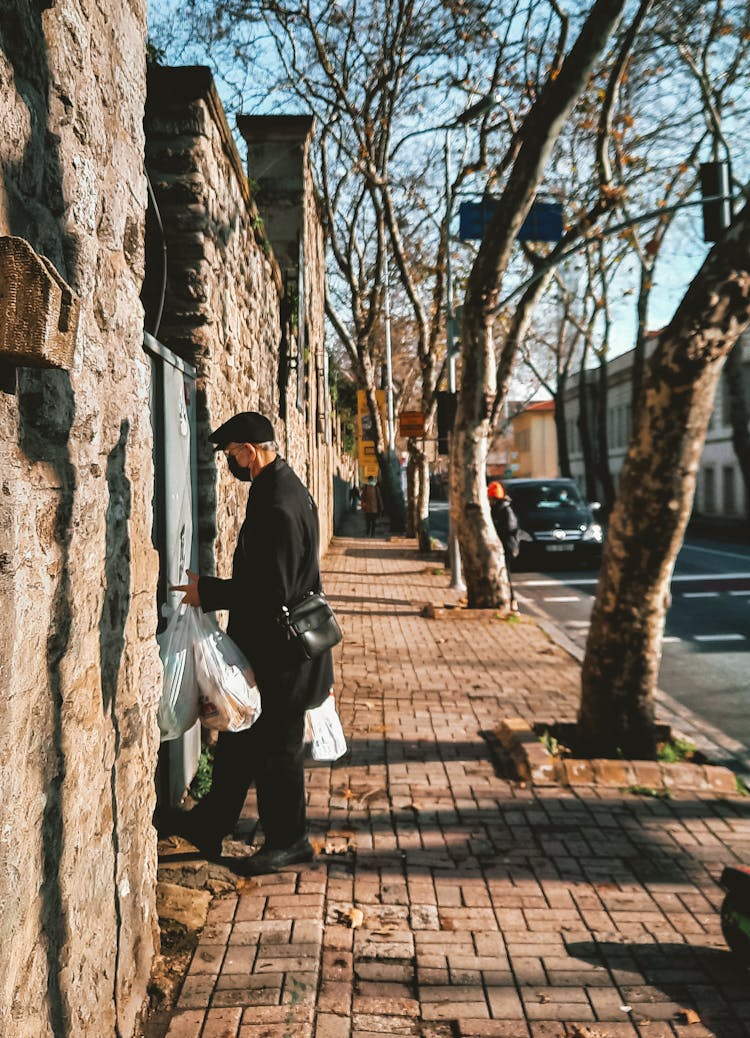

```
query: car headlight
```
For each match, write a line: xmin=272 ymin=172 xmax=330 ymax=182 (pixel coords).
xmin=518 ymin=528 xmax=533 ymax=542
xmin=582 ymin=523 xmax=603 ymax=543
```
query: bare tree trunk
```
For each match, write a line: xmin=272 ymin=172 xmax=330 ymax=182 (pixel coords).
xmin=631 ymin=262 xmax=651 ymax=418
xmin=578 ymin=200 xmax=750 ymax=758
xmin=595 ymin=353 xmax=616 ymax=510
xmin=405 ymin=452 xmax=417 ymax=538
xmin=415 ymin=446 xmax=431 ymax=552
xmin=453 ymin=0 xmax=628 ymax=607
xmin=555 ymin=372 xmax=572 ymax=477
xmin=577 ymin=363 xmax=598 ymax=501
xmin=451 ymin=313 xmax=511 ymax=607
xmin=724 ymin=337 xmax=750 ymax=524
xmin=405 ymin=440 xmax=431 ymax=549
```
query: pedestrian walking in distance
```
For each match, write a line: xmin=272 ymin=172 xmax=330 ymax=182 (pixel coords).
xmin=164 ymin=411 xmax=334 ymax=875
xmin=488 ymin=480 xmax=520 ymax=613
xmin=360 ymin=475 xmax=383 ymax=536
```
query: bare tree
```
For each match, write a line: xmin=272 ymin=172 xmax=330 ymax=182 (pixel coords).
xmin=517 ymin=272 xmax=583 ymax=478
xmin=661 ymin=0 xmax=750 ymax=517
xmin=578 ymin=193 xmax=750 ymax=757
xmin=451 ymin=0 xmax=636 ymax=607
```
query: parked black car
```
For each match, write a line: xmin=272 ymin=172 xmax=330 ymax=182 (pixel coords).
xmin=502 ymin=478 xmax=603 ymax=567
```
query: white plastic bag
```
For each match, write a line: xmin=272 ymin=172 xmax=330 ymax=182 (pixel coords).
xmin=156 ymin=606 xmax=261 ymax=740
xmin=305 ymin=692 xmax=347 ymax=761
xmin=156 ymin=606 xmax=201 ymax=741
xmin=192 ymin=613 xmax=261 ymax=732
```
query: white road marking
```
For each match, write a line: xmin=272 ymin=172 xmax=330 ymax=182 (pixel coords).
xmin=694 ymin=633 xmax=746 ymax=643
xmin=543 ymin=595 xmax=580 ymax=603
xmin=729 ymin=590 xmax=750 ymax=597
xmin=662 ymin=636 xmax=681 ymax=643
xmin=672 ymin=572 xmax=750 ymax=582
xmin=518 ymin=578 xmax=597 ymax=587
xmin=682 ymin=591 xmax=719 ymax=599
xmin=565 ymin=620 xmax=590 ymax=628
xmin=515 ymin=572 xmax=750 ymax=588
xmin=681 ymin=543 xmax=750 ymax=564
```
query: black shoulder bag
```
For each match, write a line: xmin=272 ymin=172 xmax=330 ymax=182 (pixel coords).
xmin=279 ymin=591 xmax=343 ymax=660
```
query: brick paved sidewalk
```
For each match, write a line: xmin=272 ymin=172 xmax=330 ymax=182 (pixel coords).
xmin=165 ymin=535 xmax=750 ymax=1038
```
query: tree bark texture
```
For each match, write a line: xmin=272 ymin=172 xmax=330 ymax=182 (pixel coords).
xmin=577 ymin=367 xmax=598 ymax=502
xmin=451 ymin=314 xmax=511 ymax=607
xmin=579 ymin=201 xmax=750 ymax=758
xmin=405 ymin=453 xmax=416 ymax=538
xmin=554 ymin=372 xmax=572 ymax=477
xmin=405 ymin=441 xmax=430 ymax=549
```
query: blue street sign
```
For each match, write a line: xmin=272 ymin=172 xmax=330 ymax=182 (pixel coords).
xmin=458 ymin=199 xmax=563 ymax=242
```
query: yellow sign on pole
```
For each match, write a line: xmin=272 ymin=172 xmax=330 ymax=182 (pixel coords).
xmin=357 ymin=389 xmax=386 ymax=468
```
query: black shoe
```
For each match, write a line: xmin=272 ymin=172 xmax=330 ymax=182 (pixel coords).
xmin=228 ymin=837 xmax=314 ymax=876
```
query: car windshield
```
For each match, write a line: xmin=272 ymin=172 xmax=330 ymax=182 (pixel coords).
xmin=511 ymin=483 xmax=584 ymax=510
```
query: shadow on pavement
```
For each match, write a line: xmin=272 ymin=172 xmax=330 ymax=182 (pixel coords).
xmin=327 ymin=593 xmax=417 ymax=607
xmin=344 ymin=546 xmax=420 ymax=559
xmin=566 ymin=940 xmax=749 ymax=1037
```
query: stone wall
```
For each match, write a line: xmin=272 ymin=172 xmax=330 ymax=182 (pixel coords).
xmin=0 ymin=32 xmax=346 ymax=1035
xmin=0 ymin=2 xmax=161 ymax=1036
xmin=145 ymin=66 xmax=285 ymax=582
xmin=238 ymin=114 xmax=336 ymax=546
xmin=146 ymin=70 xmax=338 ymax=579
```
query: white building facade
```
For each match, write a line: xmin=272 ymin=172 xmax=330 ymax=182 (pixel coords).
xmin=562 ymin=330 xmax=750 ymax=522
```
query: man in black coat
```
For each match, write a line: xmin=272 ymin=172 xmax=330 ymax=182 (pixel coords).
xmin=168 ymin=412 xmax=334 ymax=875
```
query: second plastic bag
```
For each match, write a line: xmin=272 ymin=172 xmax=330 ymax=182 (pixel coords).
xmin=156 ymin=606 xmax=202 ymax=741
xmin=192 ymin=612 xmax=262 ymax=733
xmin=304 ymin=692 xmax=347 ymax=761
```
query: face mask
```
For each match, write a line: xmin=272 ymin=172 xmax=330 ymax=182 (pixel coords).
xmin=227 ymin=454 xmax=252 ymax=481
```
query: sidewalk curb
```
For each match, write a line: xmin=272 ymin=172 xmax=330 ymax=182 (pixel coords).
xmin=520 ymin=595 xmax=750 ymax=785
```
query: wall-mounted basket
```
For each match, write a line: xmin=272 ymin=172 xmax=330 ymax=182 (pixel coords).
xmin=0 ymin=236 xmax=80 ymax=369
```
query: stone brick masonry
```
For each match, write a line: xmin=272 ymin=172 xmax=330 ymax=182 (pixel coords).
xmin=0 ymin=1 xmax=161 ymax=1035
xmin=163 ymin=532 xmax=750 ymax=1038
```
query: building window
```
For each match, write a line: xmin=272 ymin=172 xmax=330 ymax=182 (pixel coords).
xmin=723 ymin=465 xmax=737 ymax=515
xmin=703 ymin=466 xmax=716 ymax=514
xmin=720 ymin=360 xmax=750 ymax=430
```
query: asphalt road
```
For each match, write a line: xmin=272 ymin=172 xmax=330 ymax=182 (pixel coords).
xmin=512 ymin=537 xmax=750 ymax=756
xmin=428 ymin=503 xmax=750 ymax=757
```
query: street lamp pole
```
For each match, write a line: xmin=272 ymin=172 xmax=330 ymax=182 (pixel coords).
xmin=445 ymin=130 xmax=465 ymax=592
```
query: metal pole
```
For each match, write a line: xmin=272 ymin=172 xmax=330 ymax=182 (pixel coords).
xmin=445 ymin=130 xmax=465 ymax=592
xmin=383 ymin=249 xmax=395 ymax=450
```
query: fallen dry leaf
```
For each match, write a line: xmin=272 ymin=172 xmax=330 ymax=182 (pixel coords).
xmin=677 ymin=1008 xmax=701 ymax=1025
xmin=337 ymin=906 xmax=364 ymax=928
xmin=230 ymin=877 xmax=253 ymax=894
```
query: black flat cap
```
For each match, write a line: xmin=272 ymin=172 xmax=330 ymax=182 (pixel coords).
xmin=209 ymin=412 xmax=275 ymax=449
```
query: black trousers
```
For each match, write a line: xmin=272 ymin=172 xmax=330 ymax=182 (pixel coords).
xmin=365 ymin=512 xmax=377 ymax=535
xmin=186 ymin=699 xmax=307 ymax=850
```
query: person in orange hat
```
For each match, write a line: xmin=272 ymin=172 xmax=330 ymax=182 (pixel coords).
xmin=487 ymin=481 xmax=520 ymax=612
